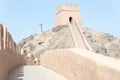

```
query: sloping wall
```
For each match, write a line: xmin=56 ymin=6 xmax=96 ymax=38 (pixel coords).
xmin=40 ymin=49 xmax=120 ymax=80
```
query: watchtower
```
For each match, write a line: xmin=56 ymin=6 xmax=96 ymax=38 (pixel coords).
xmin=54 ymin=4 xmax=83 ymax=27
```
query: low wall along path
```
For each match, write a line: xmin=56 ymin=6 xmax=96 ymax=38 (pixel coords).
xmin=0 ymin=24 xmax=41 ymax=80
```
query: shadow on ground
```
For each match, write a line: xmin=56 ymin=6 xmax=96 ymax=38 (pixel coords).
xmin=7 ymin=66 xmax=24 ymax=80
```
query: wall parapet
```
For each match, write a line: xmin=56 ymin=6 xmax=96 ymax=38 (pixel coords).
xmin=0 ymin=24 xmax=40 ymax=80
xmin=56 ymin=4 xmax=79 ymax=14
xmin=54 ymin=4 xmax=82 ymax=27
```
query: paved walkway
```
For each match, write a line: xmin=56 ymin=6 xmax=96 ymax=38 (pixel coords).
xmin=7 ymin=66 xmax=67 ymax=80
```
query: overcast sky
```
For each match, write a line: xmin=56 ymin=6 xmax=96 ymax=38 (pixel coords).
xmin=0 ymin=0 xmax=120 ymax=43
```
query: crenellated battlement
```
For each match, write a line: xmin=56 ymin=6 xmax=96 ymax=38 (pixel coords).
xmin=56 ymin=4 xmax=79 ymax=14
xmin=0 ymin=24 xmax=40 ymax=65
xmin=54 ymin=4 xmax=82 ymax=27
xmin=0 ymin=24 xmax=40 ymax=80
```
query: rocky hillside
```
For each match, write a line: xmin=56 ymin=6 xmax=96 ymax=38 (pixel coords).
xmin=19 ymin=26 xmax=120 ymax=59
xmin=83 ymin=27 xmax=120 ymax=58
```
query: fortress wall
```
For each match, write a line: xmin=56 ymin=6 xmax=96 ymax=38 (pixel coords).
xmin=0 ymin=50 xmax=25 ymax=80
xmin=0 ymin=24 xmax=3 ymax=50
xmin=40 ymin=49 xmax=120 ymax=80
xmin=54 ymin=4 xmax=83 ymax=27
xmin=56 ymin=4 xmax=79 ymax=14
xmin=0 ymin=24 xmax=40 ymax=80
xmin=0 ymin=24 xmax=26 ymax=80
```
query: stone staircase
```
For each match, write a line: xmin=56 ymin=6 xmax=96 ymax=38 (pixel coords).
xmin=71 ymin=20 xmax=85 ymax=48
xmin=68 ymin=19 xmax=92 ymax=51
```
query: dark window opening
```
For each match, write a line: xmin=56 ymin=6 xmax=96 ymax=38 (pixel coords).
xmin=69 ymin=17 xmax=73 ymax=23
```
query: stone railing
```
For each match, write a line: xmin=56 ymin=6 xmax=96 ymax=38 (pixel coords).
xmin=74 ymin=19 xmax=93 ymax=51
xmin=0 ymin=24 xmax=40 ymax=80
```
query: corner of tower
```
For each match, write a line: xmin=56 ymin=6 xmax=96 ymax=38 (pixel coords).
xmin=56 ymin=4 xmax=79 ymax=14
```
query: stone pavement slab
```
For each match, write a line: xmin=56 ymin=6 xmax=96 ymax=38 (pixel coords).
xmin=7 ymin=66 xmax=67 ymax=80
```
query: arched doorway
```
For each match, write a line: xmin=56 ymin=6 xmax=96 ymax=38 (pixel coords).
xmin=69 ymin=17 xmax=73 ymax=23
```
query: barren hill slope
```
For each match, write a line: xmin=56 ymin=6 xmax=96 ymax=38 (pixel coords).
xmin=19 ymin=26 xmax=120 ymax=59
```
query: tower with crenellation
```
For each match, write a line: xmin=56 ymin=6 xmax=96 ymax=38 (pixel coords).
xmin=54 ymin=4 xmax=83 ymax=27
